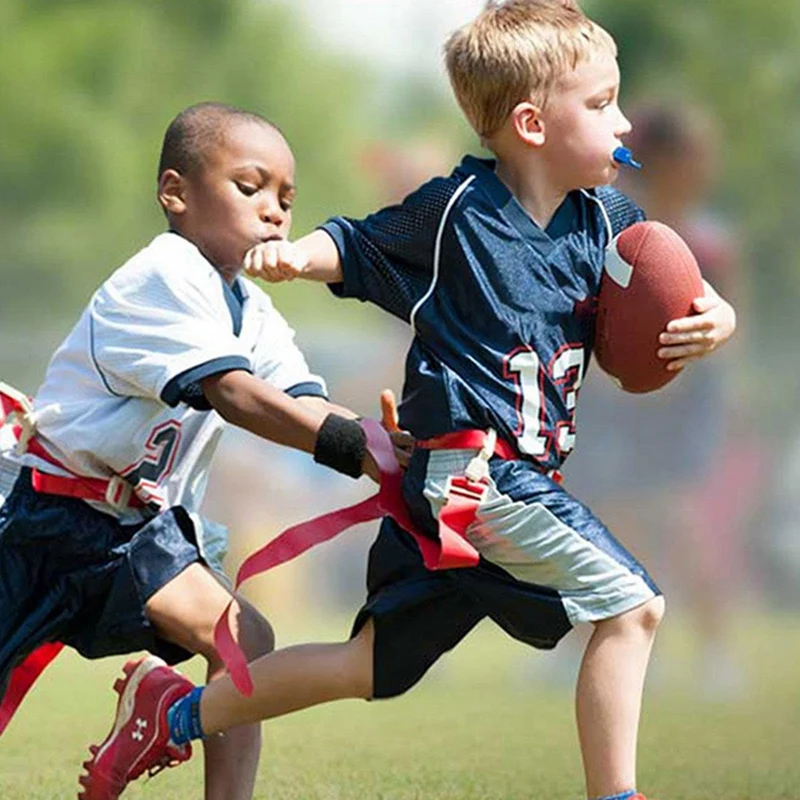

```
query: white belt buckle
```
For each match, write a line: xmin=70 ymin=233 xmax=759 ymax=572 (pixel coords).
xmin=0 ymin=382 xmax=37 ymax=456
xmin=464 ymin=428 xmax=496 ymax=483
xmin=105 ymin=475 xmax=133 ymax=511
xmin=14 ymin=414 xmax=36 ymax=457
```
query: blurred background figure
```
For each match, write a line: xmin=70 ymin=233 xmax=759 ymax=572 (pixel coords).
xmin=359 ymin=135 xmax=460 ymax=205
xmin=565 ymin=100 xmax=760 ymax=698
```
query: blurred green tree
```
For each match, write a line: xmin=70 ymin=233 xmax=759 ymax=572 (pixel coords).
xmin=0 ymin=0 xmax=373 ymax=323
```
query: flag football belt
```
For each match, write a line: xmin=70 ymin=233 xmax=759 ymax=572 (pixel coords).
xmin=214 ymin=424 xmax=562 ymax=696
xmin=417 ymin=429 xmax=563 ymax=560
xmin=216 ymin=420 xmax=494 ymax=696
xmin=0 ymin=382 xmax=144 ymax=510
xmin=0 ymin=382 xmax=147 ymax=737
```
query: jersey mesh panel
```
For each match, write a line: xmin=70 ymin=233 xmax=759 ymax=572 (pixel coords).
xmin=350 ymin=179 xmax=460 ymax=321
xmin=596 ymin=186 xmax=646 ymax=236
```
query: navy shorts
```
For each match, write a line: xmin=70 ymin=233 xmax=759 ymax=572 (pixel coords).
xmin=0 ymin=469 xmax=203 ymax=698
xmin=353 ymin=449 xmax=660 ymax=699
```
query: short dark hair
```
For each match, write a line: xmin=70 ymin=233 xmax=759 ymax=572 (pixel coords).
xmin=157 ymin=102 xmax=278 ymax=179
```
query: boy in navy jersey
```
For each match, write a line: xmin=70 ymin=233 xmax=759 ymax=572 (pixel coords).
xmin=85 ymin=4 xmax=735 ymax=799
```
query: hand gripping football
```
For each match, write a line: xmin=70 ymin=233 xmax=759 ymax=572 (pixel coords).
xmin=594 ymin=221 xmax=704 ymax=393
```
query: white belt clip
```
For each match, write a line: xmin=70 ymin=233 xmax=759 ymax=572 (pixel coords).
xmin=104 ymin=475 xmax=134 ymax=511
xmin=0 ymin=382 xmax=37 ymax=456
xmin=464 ymin=428 xmax=496 ymax=484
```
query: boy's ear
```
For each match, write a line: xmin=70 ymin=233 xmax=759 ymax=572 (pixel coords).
xmin=510 ymin=101 xmax=546 ymax=147
xmin=158 ymin=169 xmax=188 ymax=216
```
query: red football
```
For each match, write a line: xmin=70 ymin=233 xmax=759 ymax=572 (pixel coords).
xmin=594 ymin=221 xmax=704 ymax=393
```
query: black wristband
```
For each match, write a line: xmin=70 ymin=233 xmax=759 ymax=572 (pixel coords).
xmin=313 ymin=413 xmax=367 ymax=479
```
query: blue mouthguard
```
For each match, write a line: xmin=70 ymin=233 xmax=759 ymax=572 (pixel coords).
xmin=613 ymin=146 xmax=642 ymax=170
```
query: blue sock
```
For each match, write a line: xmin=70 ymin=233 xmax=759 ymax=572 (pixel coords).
xmin=167 ymin=686 xmax=206 ymax=744
xmin=593 ymin=792 xmax=637 ymax=800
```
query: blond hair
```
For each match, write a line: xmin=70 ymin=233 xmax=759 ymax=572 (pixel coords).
xmin=444 ymin=0 xmax=616 ymax=139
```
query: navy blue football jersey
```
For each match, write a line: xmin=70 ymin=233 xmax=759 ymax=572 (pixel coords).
xmin=322 ymin=156 xmax=644 ymax=471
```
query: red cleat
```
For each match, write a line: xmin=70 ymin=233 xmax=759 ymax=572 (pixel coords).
xmin=77 ymin=655 xmax=195 ymax=800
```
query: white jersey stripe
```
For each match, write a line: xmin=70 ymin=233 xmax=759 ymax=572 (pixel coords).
xmin=410 ymin=175 xmax=475 ymax=335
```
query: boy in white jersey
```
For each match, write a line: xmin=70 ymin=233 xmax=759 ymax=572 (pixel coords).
xmin=0 ymin=102 xmax=388 ymax=800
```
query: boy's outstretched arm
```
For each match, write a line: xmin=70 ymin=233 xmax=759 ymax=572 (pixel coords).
xmin=202 ymin=371 xmax=411 ymax=479
xmin=657 ymin=279 xmax=736 ymax=371
xmin=202 ymin=369 xmax=377 ymax=480
xmin=244 ymin=231 xmax=342 ymax=284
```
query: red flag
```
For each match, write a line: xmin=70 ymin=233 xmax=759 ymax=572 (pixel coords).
xmin=0 ymin=642 xmax=64 ymax=735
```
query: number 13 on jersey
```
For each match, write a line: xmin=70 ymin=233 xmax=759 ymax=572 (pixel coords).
xmin=504 ymin=344 xmax=585 ymax=460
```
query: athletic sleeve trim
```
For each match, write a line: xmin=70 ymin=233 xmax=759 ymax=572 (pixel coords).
xmin=160 ymin=356 xmax=252 ymax=410
xmin=318 ymin=222 xmax=355 ymax=300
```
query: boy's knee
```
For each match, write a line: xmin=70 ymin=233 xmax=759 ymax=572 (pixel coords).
xmin=235 ymin=606 xmax=276 ymax=660
xmin=195 ymin=603 xmax=275 ymax=673
xmin=632 ymin=595 xmax=666 ymax=634
xmin=600 ymin=594 xmax=665 ymax=638
xmin=147 ymin=564 xmax=275 ymax=663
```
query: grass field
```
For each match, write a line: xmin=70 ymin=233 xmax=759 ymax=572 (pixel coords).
xmin=1 ymin=611 xmax=798 ymax=800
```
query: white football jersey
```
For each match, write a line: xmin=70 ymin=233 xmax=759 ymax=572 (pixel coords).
xmin=7 ymin=232 xmax=326 ymax=525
